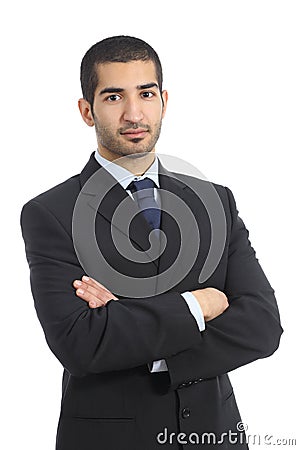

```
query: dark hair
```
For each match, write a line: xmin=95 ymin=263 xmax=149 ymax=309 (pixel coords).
xmin=80 ymin=35 xmax=163 ymax=111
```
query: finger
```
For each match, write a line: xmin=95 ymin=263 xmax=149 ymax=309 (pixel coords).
xmin=82 ymin=276 xmax=113 ymax=294
xmin=75 ymin=287 xmax=107 ymax=307
xmin=73 ymin=280 xmax=108 ymax=306
xmin=73 ymin=279 xmax=117 ymax=302
xmin=74 ymin=279 xmax=118 ymax=307
xmin=89 ymin=300 xmax=99 ymax=309
xmin=81 ymin=276 xmax=119 ymax=300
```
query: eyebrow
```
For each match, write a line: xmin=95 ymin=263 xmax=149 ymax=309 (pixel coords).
xmin=138 ymin=82 xmax=159 ymax=90
xmin=99 ymin=82 xmax=159 ymax=96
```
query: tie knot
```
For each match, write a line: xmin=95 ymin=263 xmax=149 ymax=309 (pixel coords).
xmin=127 ymin=177 xmax=161 ymax=231
xmin=127 ymin=177 xmax=156 ymax=193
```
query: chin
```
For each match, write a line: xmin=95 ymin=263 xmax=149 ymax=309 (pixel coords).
xmin=130 ymin=149 xmax=154 ymax=158
xmin=118 ymin=146 xmax=153 ymax=158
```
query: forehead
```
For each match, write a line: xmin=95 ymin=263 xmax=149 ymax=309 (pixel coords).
xmin=95 ymin=60 xmax=158 ymax=89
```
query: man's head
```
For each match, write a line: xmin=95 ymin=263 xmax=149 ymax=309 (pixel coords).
xmin=78 ymin=36 xmax=168 ymax=161
xmin=80 ymin=35 xmax=164 ymax=112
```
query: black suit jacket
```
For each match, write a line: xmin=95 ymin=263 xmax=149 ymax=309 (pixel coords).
xmin=20 ymin=152 xmax=283 ymax=449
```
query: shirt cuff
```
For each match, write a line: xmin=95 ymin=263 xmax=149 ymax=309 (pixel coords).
xmin=148 ymin=359 xmax=168 ymax=373
xmin=181 ymin=291 xmax=206 ymax=332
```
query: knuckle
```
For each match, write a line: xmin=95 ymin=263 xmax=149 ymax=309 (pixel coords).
xmin=83 ymin=291 xmax=91 ymax=300
xmin=95 ymin=292 xmax=106 ymax=302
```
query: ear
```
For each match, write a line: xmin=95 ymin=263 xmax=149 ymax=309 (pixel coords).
xmin=78 ymin=98 xmax=94 ymax=127
xmin=161 ymin=90 xmax=168 ymax=118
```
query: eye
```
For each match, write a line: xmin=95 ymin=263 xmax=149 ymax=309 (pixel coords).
xmin=141 ymin=91 xmax=155 ymax=99
xmin=106 ymin=94 xmax=121 ymax=102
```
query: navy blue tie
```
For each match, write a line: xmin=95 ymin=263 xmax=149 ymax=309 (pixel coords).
xmin=127 ymin=177 xmax=161 ymax=231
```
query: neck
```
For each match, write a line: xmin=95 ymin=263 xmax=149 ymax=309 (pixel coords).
xmin=97 ymin=148 xmax=156 ymax=176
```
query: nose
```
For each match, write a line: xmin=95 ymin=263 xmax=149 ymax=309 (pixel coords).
xmin=123 ymin=97 xmax=144 ymax=123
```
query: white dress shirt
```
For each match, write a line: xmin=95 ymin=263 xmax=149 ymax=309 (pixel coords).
xmin=94 ymin=150 xmax=205 ymax=372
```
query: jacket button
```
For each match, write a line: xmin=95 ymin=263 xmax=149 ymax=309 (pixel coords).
xmin=181 ymin=408 xmax=191 ymax=419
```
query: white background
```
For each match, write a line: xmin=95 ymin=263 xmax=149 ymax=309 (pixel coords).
xmin=1 ymin=1 xmax=299 ymax=449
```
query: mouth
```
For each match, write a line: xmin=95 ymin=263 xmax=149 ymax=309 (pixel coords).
xmin=120 ymin=128 xmax=149 ymax=139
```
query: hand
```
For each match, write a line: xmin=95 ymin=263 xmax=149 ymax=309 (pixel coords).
xmin=73 ymin=276 xmax=118 ymax=309
xmin=191 ymin=287 xmax=229 ymax=321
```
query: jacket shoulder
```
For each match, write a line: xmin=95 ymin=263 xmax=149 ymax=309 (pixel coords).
xmin=172 ymin=171 xmax=230 ymax=204
xmin=21 ymin=174 xmax=81 ymax=235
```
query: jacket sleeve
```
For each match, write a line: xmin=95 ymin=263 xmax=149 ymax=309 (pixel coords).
xmin=20 ymin=199 xmax=200 ymax=377
xmin=165 ymin=186 xmax=283 ymax=389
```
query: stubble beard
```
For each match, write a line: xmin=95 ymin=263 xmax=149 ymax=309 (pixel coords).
xmin=94 ymin=116 xmax=162 ymax=160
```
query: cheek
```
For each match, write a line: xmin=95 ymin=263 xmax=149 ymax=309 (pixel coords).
xmin=146 ymin=104 xmax=163 ymax=122
xmin=95 ymin=111 xmax=120 ymax=130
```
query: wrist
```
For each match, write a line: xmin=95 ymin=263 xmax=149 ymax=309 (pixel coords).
xmin=191 ymin=290 xmax=209 ymax=320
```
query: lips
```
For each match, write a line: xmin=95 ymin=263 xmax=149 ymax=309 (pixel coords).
xmin=120 ymin=128 xmax=149 ymax=139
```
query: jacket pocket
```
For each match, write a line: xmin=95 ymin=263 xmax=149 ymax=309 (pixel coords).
xmin=56 ymin=415 xmax=137 ymax=450
xmin=72 ymin=416 xmax=135 ymax=423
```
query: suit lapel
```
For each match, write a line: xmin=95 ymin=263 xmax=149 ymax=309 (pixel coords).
xmin=79 ymin=153 xmax=160 ymax=269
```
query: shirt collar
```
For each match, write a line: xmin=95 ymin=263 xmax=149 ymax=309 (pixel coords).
xmin=94 ymin=150 xmax=160 ymax=190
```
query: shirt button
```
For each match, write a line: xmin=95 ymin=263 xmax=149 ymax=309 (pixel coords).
xmin=181 ymin=408 xmax=191 ymax=419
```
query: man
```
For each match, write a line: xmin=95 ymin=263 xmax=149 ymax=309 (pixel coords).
xmin=20 ymin=36 xmax=283 ymax=450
